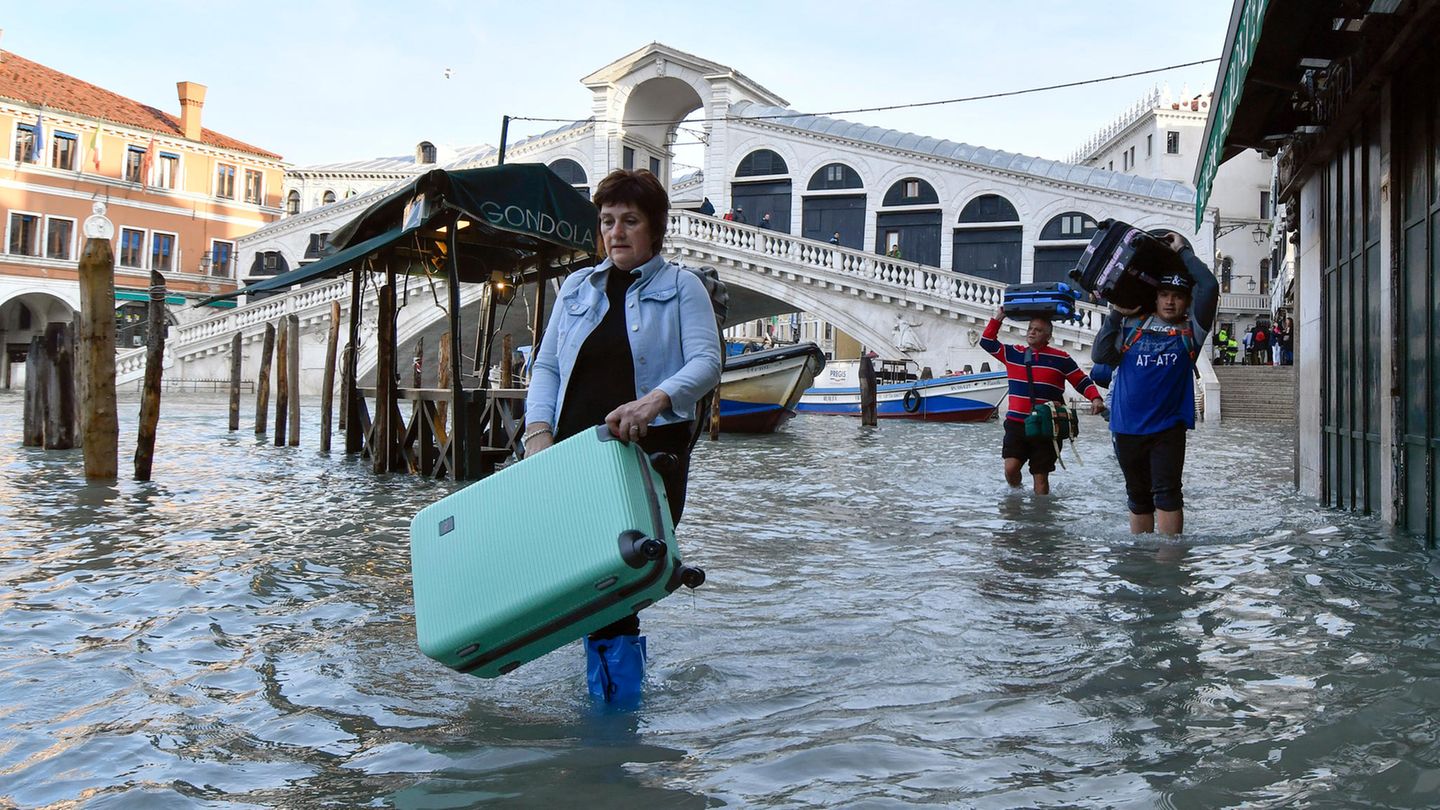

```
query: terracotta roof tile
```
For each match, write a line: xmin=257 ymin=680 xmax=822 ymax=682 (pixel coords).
xmin=0 ymin=50 xmax=283 ymax=161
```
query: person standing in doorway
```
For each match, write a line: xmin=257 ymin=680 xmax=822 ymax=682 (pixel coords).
xmin=759 ymin=212 xmax=772 ymax=230
xmin=1092 ymin=233 xmax=1219 ymax=535
xmin=886 ymin=242 xmax=902 ymax=259
xmin=982 ymin=310 xmax=1105 ymax=495
xmin=733 ymin=206 xmax=747 ymax=224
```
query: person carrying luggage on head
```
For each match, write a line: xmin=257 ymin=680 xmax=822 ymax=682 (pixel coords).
xmin=981 ymin=308 xmax=1105 ymax=495
xmin=524 ymin=168 xmax=723 ymax=702
xmin=1091 ymin=232 xmax=1219 ymax=536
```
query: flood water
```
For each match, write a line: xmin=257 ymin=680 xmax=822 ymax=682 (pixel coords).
xmin=3 ymin=392 xmax=1439 ymax=808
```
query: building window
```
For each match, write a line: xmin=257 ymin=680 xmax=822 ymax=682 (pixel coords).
xmin=826 ymin=165 xmax=844 ymax=183
xmin=904 ymin=179 xmax=920 ymax=199
xmin=118 ymin=228 xmax=145 ymax=268
xmin=1260 ymin=190 xmax=1272 ymax=218
xmin=418 ymin=141 xmax=437 ymax=164
xmin=52 ymin=132 xmax=77 ymax=170
xmin=244 ymin=169 xmax=263 ymax=204
xmin=13 ymin=123 xmax=38 ymax=164
xmin=1166 ymin=131 xmax=1180 ymax=154
xmin=1128 ymin=146 xmax=1136 ymax=168
xmin=649 ymin=156 xmax=661 ymax=176
xmin=262 ymin=251 xmax=280 ymax=272
xmin=45 ymin=217 xmax=75 ymax=260
xmin=156 ymin=152 xmax=179 ymax=189
xmin=150 ymin=232 xmax=176 ymax=273
xmin=7 ymin=212 xmax=40 ymax=256
xmin=286 ymin=190 xmax=301 ymax=215
xmin=1122 ymin=151 xmax=1129 ymax=171
xmin=322 ymin=189 xmax=336 ymax=205
xmin=1061 ymin=214 xmax=1083 ymax=236
xmin=1147 ymin=133 xmax=1153 ymax=156
xmin=1107 ymin=161 xmax=1114 ymax=171
xmin=124 ymin=146 xmax=146 ymax=183
xmin=623 ymin=146 xmax=635 ymax=171
xmin=215 ymin=163 xmax=236 ymax=198
xmin=210 ymin=240 xmax=235 ymax=277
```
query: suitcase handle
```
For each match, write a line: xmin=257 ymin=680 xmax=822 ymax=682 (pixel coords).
xmin=617 ymin=529 xmax=667 ymax=568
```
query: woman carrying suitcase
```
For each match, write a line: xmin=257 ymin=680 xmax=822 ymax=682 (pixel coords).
xmin=523 ymin=168 xmax=723 ymax=701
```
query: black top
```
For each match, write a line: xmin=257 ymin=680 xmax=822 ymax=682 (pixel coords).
xmin=557 ymin=268 xmax=637 ymax=441
xmin=554 ymin=269 xmax=696 ymax=453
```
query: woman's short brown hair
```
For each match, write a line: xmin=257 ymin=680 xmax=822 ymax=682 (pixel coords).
xmin=593 ymin=169 xmax=669 ymax=256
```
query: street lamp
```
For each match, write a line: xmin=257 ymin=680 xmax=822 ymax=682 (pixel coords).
xmin=1251 ymin=222 xmax=1272 ymax=245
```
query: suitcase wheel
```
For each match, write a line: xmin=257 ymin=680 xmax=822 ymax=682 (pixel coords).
xmin=678 ymin=565 xmax=706 ymax=589
xmin=618 ymin=529 xmax=667 ymax=568
xmin=647 ymin=452 xmax=679 ymax=474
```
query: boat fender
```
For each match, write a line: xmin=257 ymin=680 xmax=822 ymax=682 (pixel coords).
xmin=902 ymin=386 xmax=922 ymax=413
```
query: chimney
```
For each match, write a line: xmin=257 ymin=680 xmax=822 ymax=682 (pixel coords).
xmin=176 ymin=81 xmax=207 ymax=141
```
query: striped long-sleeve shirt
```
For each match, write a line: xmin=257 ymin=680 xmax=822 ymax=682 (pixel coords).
xmin=980 ymin=318 xmax=1101 ymax=422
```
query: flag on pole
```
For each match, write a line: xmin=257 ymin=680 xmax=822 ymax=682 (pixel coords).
xmin=31 ymin=113 xmax=44 ymax=162
xmin=88 ymin=126 xmax=102 ymax=172
xmin=139 ymin=136 xmax=155 ymax=188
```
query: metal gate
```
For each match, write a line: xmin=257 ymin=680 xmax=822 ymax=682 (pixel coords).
xmin=1320 ymin=116 xmax=1384 ymax=516
xmin=1397 ymin=63 xmax=1439 ymax=546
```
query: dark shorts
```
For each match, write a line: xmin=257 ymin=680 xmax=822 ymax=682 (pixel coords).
xmin=1113 ymin=424 xmax=1187 ymax=514
xmin=1002 ymin=418 xmax=1057 ymax=475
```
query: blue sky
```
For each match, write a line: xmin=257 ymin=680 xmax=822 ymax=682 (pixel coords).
xmin=2 ymin=1 xmax=1233 ymax=167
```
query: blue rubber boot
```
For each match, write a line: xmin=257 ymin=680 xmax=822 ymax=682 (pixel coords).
xmin=585 ymin=635 xmax=646 ymax=703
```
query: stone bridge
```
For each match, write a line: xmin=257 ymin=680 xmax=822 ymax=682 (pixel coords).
xmin=117 ymin=211 xmax=1219 ymax=421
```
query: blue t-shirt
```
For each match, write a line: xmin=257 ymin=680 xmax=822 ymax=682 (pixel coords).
xmin=1109 ymin=320 xmax=1195 ymax=435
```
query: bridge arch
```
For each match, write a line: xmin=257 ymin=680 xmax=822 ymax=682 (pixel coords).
xmin=801 ymin=162 xmax=866 ymax=248
xmin=952 ymin=193 xmax=1022 ymax=283
xmin=1033 ymin=210 xmax=1099 ymax=283
xmin=875 ymin=176 xmax=942 ymax=266
xmin=730 ymin=147 xmax=793 ymax=232
xmin=618 ymin=74 xmax=706 ymax=182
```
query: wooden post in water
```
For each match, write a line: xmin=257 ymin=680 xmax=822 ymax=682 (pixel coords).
xmin=255 ymin=323 xmax=275 ymax=434
xmin=320 ymin=301 xmax=340 ymax=452
xmin=43 ymin=323 xmax=76 ymax=450
xmin=228 ymin=333 xmax=242 ymax=431
xmin=274 ymin=318 xmax=289 ymax=447
xmin=22 ymin=335 xmax=45 ymax=447
xmin=287 ymin=314 xmax=300 ymax=446
xmin=436 ymin=330 xmax=452 ymax=440
xmin=859 ymin=354 xmax=878 ymax=427
xmin=709 ymin=387 xmax=721 ymax=440
xmin=78 ymin=232 xmax=118 ymax=479
xmin=374 ymin=281 xmax=397 ymax=473
xmin=134 ymin=271 xmax=167 ymax=481
xmin=344 ymin=269 xmax=364 ymax=453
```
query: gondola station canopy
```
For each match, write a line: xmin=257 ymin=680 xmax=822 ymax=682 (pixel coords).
xmin=201 ymin=163 xmax=598 ymax=304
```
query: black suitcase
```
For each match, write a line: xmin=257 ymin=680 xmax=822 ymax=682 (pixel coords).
xmin=1068 ymin=219 xmax=1187 ymax=311
xmin=1003 ymin=282 xmax=1082 ymax=321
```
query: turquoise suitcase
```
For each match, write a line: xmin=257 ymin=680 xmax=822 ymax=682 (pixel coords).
xmin=409 ymin=426 xmax=705 ymax=678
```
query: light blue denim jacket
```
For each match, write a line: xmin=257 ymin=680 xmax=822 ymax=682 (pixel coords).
xmin=526 ymin=254 xmax=722 ymax=429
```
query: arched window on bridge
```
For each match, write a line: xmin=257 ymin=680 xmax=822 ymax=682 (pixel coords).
xmin=286 ymin=190 xmax=300 ymax=216
xmin=876 ymin=177 xmax=941 ymax=266
xmin=417 ymin=141 xmax=438 ymax=164
xmin=954 ymin=194 xmax=1022 ymax=284
xmin=1033 ymin=211 xmax=1098 ymax=284
xmin=732 ymin=149 xmax=792 ymax=234
xmin=803 ymin=163 xmax=865 ymax=248
xmin=548 ymin=158 xmax=589 ymax=198
xmin=322 ymin=190 xmax=336 ymax=206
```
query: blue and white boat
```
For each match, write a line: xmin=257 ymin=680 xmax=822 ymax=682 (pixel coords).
xmin=795 ymin=360 xmax=1007 ymax=422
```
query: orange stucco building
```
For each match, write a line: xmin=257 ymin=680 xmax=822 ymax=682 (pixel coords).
xmin=0 ymin=49 xmax=285 ymax=385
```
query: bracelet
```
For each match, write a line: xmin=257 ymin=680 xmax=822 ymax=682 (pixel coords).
xmin=522 ymin=427 xmax=552 ymax=443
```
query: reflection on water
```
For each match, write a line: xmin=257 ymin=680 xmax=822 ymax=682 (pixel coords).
xmin=1 ymin=392 xmax=1438 ymax=807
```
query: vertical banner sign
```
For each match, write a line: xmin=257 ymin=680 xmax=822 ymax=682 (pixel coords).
xmin=1195 ymin=0 xmax=1271 ymax=230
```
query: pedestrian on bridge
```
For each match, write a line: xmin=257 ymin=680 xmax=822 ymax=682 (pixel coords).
xmin=981 ymin=309 xmax=1105 ymax=496
xmin=522 ymin=168 xmax=722 ymax=703
xmin=1092 ymin=233 xmax=1218 ymax=536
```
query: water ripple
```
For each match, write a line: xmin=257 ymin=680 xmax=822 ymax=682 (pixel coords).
xmin=1 ymin=393 xmax=1438 ymax=807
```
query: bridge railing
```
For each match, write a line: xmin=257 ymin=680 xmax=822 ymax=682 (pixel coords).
xmin=666 ymin=212 xmax=1107 ymax=336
